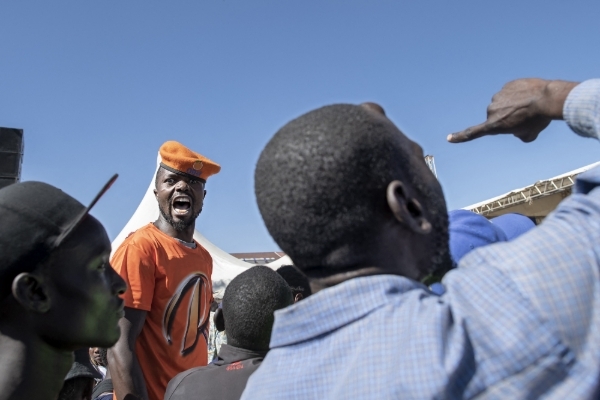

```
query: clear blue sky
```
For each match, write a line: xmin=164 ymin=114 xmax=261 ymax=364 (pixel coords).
xmin=2 ymin=1 xmax=599 ymax=252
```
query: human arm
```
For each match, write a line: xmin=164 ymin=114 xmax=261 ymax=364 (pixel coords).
xmin=108 ymin=307 xmax=149 ymax=400
xmin=447 ymin=78 xmax=582 ymax=143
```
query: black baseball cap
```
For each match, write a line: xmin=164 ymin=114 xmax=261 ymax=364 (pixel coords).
xmin=0 ymin=174 xmax=118 ymax=300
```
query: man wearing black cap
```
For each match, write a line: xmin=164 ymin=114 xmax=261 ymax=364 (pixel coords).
xmin=0 ymin=177 xmax=126 ymax=400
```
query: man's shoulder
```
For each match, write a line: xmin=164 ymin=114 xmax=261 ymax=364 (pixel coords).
xmin=111 ymin=224 xmax=163 ymax=264
xmin=116 ymin=224 xmax=162 ymax=250
xmin=165 ymin=365 xmax=217 ymax=399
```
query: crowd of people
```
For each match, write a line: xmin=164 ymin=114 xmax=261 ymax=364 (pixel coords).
xmin=0 ymin=76 xmax=598 ymax=400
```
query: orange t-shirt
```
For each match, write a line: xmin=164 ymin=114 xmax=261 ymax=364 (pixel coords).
xmin=111 ymin=223 xmax=213 ymax=400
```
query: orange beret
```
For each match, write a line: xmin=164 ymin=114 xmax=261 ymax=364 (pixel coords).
xmin=159 ymin=141 xmax=221 ymax=183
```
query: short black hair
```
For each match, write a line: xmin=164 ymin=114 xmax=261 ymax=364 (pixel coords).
xmin=277 ymin=265 xmax=312 ymax=298
xmin=255 ymin=104 xmax=418 ymax=271
xmin=222 ymin=266 xmax=292 ymax=350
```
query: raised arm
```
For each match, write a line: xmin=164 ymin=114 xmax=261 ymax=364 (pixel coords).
xmin=108 ymin=308 xmax=149 ymax=400
xmin=446 ymin=77 xmax=600 ymax=359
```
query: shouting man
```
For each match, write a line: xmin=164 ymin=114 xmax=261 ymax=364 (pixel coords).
xmin=109 ymin=141 xmax=220 ymax=400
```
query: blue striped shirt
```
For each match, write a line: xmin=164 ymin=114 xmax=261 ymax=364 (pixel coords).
xmin=241 ymin=79 xmax=600 ymax=400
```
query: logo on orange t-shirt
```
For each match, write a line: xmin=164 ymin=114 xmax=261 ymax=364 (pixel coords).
xmin=162 ymin=272 xmax=211 ymax=354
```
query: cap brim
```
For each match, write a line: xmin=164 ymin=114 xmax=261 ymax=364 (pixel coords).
xmin=51 ymin=174 xmax=118 ymax=249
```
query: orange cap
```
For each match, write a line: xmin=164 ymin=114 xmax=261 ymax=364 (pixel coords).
xmin=159 ymin=141 xmax=221 ymax=183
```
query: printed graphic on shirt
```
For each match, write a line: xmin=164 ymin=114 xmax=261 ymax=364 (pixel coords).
xmin=163 ymin=272 xmax=211 ymax=355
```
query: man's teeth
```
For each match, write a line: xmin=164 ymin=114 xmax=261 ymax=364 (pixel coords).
xmin=173 ymin=198 xmax=192 ymax=214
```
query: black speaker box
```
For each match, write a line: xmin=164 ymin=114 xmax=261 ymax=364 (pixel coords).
xmin=0 ymin=127 xmax=24 ymax=190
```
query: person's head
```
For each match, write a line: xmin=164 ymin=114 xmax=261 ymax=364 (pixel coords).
xmin=0 ymin=179 xmax=126 ymax=350
xmin=276 ymin=265 xmax=312 ymax=302
xmin=449 ymin=210 xmax=536 ymax=266
xmin=58 ymin=349 xmax=101 ymax=400
xmin=215 ymin=266 xmax=292 ymax=351
xmin=255 ymin=103 xmax=451 ymax=284
xmin=89 ymin=347 xmax=108 ymax=367
xmin=154 ymin=141 xmax=221 ymax=232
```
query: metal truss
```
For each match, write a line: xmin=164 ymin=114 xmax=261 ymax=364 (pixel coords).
xmin=467 ymin=174 xmax=577 ymax=216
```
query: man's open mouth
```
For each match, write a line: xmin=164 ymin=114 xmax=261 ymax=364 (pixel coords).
xmin=172 ymin=196 xmax=192 ymax=215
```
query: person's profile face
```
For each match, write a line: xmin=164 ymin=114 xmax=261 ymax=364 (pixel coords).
xmin=89 ymin=347 xmax=103 ymax=366
xmin=39 ymin=217 xmax=126 ymax=349
xmin=154 ymin=169 xmax=206 ymax=231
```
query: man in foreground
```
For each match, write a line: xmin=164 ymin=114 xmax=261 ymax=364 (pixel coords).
xmin=109 ymin=141 xmax=221 ymax=400
xmin=242 ymin=78 xmax=600 ymax=399
xmin=0 ymin=177 xmax=126 ymax=400
xmin=165 ymin=266 xmax=292 ymax=400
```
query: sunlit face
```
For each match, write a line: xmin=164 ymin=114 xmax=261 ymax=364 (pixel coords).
xmin=37 ymin=217 xmax=126 ymax=350
xmin=154 ymin=169 xmax=206 ymax=231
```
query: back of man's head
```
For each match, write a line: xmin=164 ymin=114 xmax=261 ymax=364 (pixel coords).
xmin=222 ymin=266 xmax=292 ymax=351
xmin=255 ymin=104 xmax=448 ymax=274
xmin=276 ymin=265 xmax=312 ymax=302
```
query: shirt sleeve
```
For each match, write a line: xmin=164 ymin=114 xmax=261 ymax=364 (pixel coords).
xmin=563 ymin=78 xmax=600 ymax=139
xmin=455 ymin=166 xmax=600 ymax=359
xmin=110 ymin=241 xmax=156 ymax=311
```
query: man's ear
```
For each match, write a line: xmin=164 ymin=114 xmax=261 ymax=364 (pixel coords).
xmin=11 ymin=272 xmax=51 ymax=313
xmin=214 ymin=308 xmax=225 ymax=332
xmin=153 ymin=188 xmax=158 ymax=199
xmin=386 ymin=180 xmax=432 ymax=234
xmin=294 ymin=293 xmax=304 ymax=303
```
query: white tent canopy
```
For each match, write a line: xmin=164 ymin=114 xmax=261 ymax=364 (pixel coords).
xmin=111 ymin=154 xmax=291 ymax=295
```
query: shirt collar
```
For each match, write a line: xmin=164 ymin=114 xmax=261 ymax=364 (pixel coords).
xmin=214 ymin=344 xmax=267 ymax=365
xmin=270 ymin=274 xmax=424 ymax=348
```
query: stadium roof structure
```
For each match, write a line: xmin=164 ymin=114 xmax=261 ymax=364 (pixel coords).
xmin=464 ymin=161 xmax=600 ymax=222
xmin=111 ymin=154 xmax=291 ymax=295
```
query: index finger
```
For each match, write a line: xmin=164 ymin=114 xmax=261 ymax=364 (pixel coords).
xmin=447 ymin=121 xmax=496 ymax=143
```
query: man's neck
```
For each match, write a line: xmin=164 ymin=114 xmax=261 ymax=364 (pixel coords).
xmin=153 ymin=218 xmax=195 ymax=242
xmin=0 ymin=322 xmax=73 ymax=400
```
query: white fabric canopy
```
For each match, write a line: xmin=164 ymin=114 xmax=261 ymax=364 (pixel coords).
xmin=111 ymin=154 xmax=291 ymax=295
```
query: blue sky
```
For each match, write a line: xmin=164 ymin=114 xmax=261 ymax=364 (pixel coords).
xmin=2 ymin=1 xmax=599 ymax=252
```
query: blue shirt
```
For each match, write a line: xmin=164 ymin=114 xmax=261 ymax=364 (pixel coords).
xmin=241 ymin=79 xmax=600 ymax=400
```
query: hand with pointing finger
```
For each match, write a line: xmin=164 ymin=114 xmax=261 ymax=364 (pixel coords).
xmin=448 ymin=78 xmax=579 ymax=143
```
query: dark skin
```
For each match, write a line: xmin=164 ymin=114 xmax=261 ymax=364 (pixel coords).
xmin=109 ymin=167 xmax=207 ymax=400
xmin=153 ymin=168 xmax=206 ymax=242
xmin=447 ymin=79 xmax=578 ymax=143
xmin=310 ymin=80 xmax=579 ymax=292
xmin=213 ymin=308 xmax=261 ymax=350
xmin=0 ymin=217 xmax=126 ymax=400
xmin=309 ymin=103 xmax=445 ymax=293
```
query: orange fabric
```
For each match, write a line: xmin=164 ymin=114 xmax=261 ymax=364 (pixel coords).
xmin=111 ymin=223 xmax=213 ymax=400
xmin=159 ymin=140 xmax=221 ymax=181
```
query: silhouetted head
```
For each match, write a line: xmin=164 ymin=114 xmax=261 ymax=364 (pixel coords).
xmin=255 ymin=103 xmax=451 ymax=285
xmin=0 ymin=181 xmax=126 ymax=350
xmin=276 ymin=265 xmax=312 ymax=302
xmin=215 ymin=266 xmax=292 ymax=351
